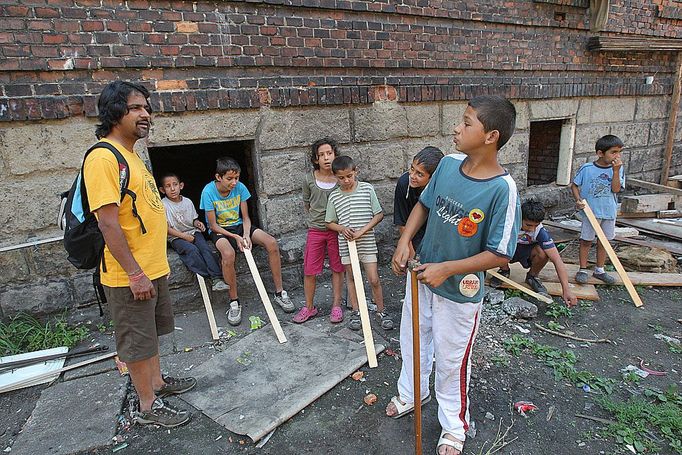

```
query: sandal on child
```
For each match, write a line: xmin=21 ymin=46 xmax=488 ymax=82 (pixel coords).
xmin=435 ymin=430 xmax=464 ymax=455
xmin=387 ymin=394 xmax=431 ymax=419
xmin=292 ymin=306 xmax=318 ymax=324
xmin=377 ymin=312 xmax=394 ymax=330
xmin=330 ymin=306 xmax=344 ymax=323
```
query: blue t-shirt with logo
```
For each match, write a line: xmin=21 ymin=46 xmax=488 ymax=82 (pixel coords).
xmin=573 ymin=162 xmax=625 ymax=220
xmin=199 ymin=181 xmax=250 ymax=230
xmin=418 ymin=155 xmax=521 ymax=303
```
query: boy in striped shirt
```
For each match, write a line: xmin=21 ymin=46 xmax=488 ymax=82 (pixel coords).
xmin=325 ymin=155 xmax=394 ymax=331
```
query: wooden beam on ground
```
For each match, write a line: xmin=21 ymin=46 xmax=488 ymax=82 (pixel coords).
xmin=582 ymin=200 xmax=643 ymax=307
xmin=243 ymin=248 xmax=287 ymax=344
xmin=628 ymin=178 xmax=682 ymax=197
xmin=502 ymin=263 xmax=600 ymax=301
xmin=662 ymin=53 xmax=682 ymax=185
xmin=347 ymin=240 xmax=378 ymax=368
xmin=196 ymin=274 xmax=219 ymax=341
xmin=616 ymin=219 xmax=682 ymax=242
xmin=621 ymin=194 xmax=680 ymax=213
xmin=486 ymin=269 xmax=553 ymax=304
xmin=533 ymin=262 xmax=682 ymax=287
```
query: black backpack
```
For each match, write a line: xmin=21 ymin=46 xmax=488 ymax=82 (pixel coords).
xmin=59 ymin=141 xmax=146 ymax=314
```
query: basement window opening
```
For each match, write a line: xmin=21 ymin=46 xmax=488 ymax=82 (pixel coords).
xmin=149 ymin=140 xmax=260 ymax=227
xmin=527 ymin=118 xmax=575 ymax=187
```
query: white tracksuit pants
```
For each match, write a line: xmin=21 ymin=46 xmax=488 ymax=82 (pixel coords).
xmin=396 ymin=273 xmax=482 ymax=441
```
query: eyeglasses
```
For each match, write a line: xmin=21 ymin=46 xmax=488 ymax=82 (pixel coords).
xmin=127 ymin=104 xmax=153 ymax=114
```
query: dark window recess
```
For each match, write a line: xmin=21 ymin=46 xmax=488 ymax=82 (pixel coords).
xmin=527 ymin=120 xmax=562 ymax=186
xmin=149 ymin=140 xmax=260 ymax=227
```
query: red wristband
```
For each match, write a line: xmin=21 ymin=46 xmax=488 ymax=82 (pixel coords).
xmin=128 ymin=270 xmax=146 ymax=282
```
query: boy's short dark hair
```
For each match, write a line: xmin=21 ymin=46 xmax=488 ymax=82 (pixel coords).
xmin=95 ymin=81 xmax=151 ymax=139
xmin=160 ymin=172 xmax=180 ymax=185
xmin=331 ymin=155 xmax=355 ymax=173
xmin=216 ymin=157 xmax=241 ymax=176
xmin=595 ymin=135 xmax=624 ymax=153
xmin=310 ymin=137 xmax=339 ymax=170
xmin=468 ymin=95 xmax=516 ymax=150
xmin=413 ymin=146 xmax=444 ymax=176
xmin=521 ymin=200 xmax=546 ymax=223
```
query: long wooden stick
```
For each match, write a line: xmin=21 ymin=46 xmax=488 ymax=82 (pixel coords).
xmin=486 ymin=269 xmax=553 ymax=304
xmin=243 ymin=248 xmax=287 ymax=344
xmin=409 ymin=269 xmax=422 ymax=455
xmin=196 ymin=274 xmax=219 ymax=341
xmin=582 ymin=200 xmax=644 ymax=307
xmin=533 ymin=323 xmax=610 ymax=344
xmin=661 ymin=52 xmax=682 ymax=185
xmin=347 ymin=240 xmax=378 ymax=368
xmin=0 ymin=352 xmax=117 ymax=394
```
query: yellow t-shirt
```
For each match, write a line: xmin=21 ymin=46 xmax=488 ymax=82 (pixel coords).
xmin=83 ymin=139 xmax=169 ymax=287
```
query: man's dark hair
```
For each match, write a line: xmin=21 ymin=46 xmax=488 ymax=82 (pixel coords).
xmin=413 ymin=146 xmax=444 ymax=176
xmin=521 ymin=200 xmax=546 ymax=223
xmin=310 ymin=137 xmax=339 ymax=170
xmin=468 ymin=95 xmax=516 ymax=150
xmin=332 ymin=155 xmax=355 ymax=174
xmin=95 ymin=81 xmax=151 ymax=139
xmin=595 ymin=135 xmax=624 ymax=153
xmin=216 ymin=157 xmax=241 ymax=177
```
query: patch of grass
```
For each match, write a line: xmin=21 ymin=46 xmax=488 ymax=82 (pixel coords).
xmin=491 ymin=355 xmax=510 ymax=367
xmin=669 ymin=342 xmax=682 ymax=355
xmin=578 ymin=299 xmax=593 ymax=309
xmin=546 ymin=320 xmax=565 ymax=331
xmin=597 ymin=385 xmax=682 ymax=454
xmin=503 ymin=335 xmax=615 ymax=394
xmin=0 ymin=313 xmax=89 ymax=357
xmin=504 ymin=289 xmax=524 ymax=299
xmin=545 ymin=301 xmax=573 ymax=319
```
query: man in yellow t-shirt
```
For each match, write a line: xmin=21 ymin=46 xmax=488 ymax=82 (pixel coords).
xmin=83 ymin=81 xmax=195 ymax=428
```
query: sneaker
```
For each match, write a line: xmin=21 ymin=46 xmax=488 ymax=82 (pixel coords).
xmin=273 ymin=290 xmax=295 ymax=313
xmin=292 ymin=306 xmax=318 ymax=323
xmin=211 ymin=278 xmax=229 ymax=292
xmin=227 ymin=300 xmax=242 ymax=326
xmin=330 ymin=306 xmax=344 ymax=323
xmin=593 ymin=271 xmax=616 ymax=284
xmin=376 ymin=312 xmax=394 ymax=330
xmin=489 ymin=268 xmax=510 ymax=288
xmin=348 ymin=311 xmax=362 ymax=331
xmin=156 ymin=375 xmax=197 ymax=398
xmin=525 ymin=273 xmax=549 ymax=296
xmin=575 ymin=270 xmax=589 ymax=284
xmin=134 ymin=397 xmax=191 ymax=428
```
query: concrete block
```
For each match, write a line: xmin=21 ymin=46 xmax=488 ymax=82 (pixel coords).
xmin=354 ymin=141 xmax=405 ymax=182
xmin=0 ymin=249 xmax=31 ymax=286
xmin=589 ymin=97 xmax=636 ymax=123
xmin=529 ymin=99 xmax=578 ymax=120
xmin=353 ymin=101 xmax=408 ymax=142
xmin=259 ymin=107 xmax=351 ymax=150
xmin=441 ymin=102 xmax=467 ymax=136
xmin=649 ymin=121 xmax=667 ymax=146
xmin=404 ymin=104 xmax=440 ymax=137
xmin=502 ymin=296 xmax=538 ymax=319
xmin=150 ymin=110 xmax=261 ymax=144
xmin=26 ymin=241 xmax=80 ymax=280
xmin=259 ymin=150 xmax=307 ymax=196
xmin=261 ymin=194 xmax=305 ymax=236
xmin=0 ymin=118 xmax=95 ymax=175
xmin=576 ymin=98 xmax=591 ymax=125
xmin=0 ymin=280 xmax=74 ymax=317
xmin=574 ymin=125 xmax=607 ymax=156
xmin=513 ymin=101 xmax=530 ymax=130
xmin=498 ymin=131 xmax=528 ymax=165
xmin=609 ymin=123 xmax=650 ymax=148
xmin=635 ymin=96 xmax=669 ymax=120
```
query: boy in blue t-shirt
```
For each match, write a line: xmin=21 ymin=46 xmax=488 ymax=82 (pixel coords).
xmin=200 ymin=157 xmax=294 ymax=326
xmin=490 ymin=200 xmax=577 ymax=307
xmin=570 ymin=135 xmax=625 ymax=285
xmin=387 ymin=96 xmax=521 ymax=455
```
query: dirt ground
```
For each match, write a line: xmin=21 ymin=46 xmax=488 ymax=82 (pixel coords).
xmin=1 ymin=266 xmax=681 ymax=455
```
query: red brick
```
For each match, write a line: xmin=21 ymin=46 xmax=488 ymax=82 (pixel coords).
xmin=82 ymin=20 xmax=105 ymax=32
xmin=34 ymin=7 xmax=60 ymax=18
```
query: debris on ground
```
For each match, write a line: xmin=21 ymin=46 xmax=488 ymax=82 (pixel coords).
xmin=513 ymin=401 xmax=538 ymax=417
xmin=351 ymin=371 xmax=364 ymax=381
xmin=363 ymin=393 xmax=377 ymax=406
xmin=502 ymin=297 xmax=538 ymax=319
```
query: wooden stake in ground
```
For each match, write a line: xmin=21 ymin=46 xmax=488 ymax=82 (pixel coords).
xmin=581 ymin=200 xmax=644 ymax=307
xmin=486 ymin=269 xmax=553 ymax=304
xmin=196 ymin=274 xmax=219 ymax=341
xmin=243 ymin=248 xmax=287 ymax=344
xmin=347 ymin=240 xmax=378 ymax=368
xmin=409 ymin=266 xmax=422 ymax=455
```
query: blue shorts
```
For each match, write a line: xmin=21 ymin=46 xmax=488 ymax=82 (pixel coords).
xmin=511 ymin=244 xmax=533 ymax=268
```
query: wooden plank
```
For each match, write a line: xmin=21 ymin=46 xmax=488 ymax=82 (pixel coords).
xmin=486 ymin=269 xmax=553 ymax=304
xmin=347 ymin=240 xmax=378 ymax=368
xmin=534 ymin=262 xmax=682 ymax=287
xmin=620 ymin=194 xmax=676 ymax=213
xmin=662 ymin=52 xmax=682 ymax=185
xmin=543 ymin=220 xmax=682 ymax=255
xmin=498 ymin=263 xmax=601 ymax=301
xmin=628 ymin=178 xmax=682 ymax=197
xmin=409 ymin=270 xmax=423 ymax=455
xmin=582 ymin=200 xmax=643 ymax=307
xmin=243 ymin=248 xmax=287 ymax=344
xmin=617 ymin=219 xmax=682 ymax=242
xmin=196 ymin=274 xmax=219 ymax=341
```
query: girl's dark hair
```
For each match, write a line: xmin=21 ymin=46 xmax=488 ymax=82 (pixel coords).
xmin=216 ymin=157 xmax=241 ymax=177
xmin=310 ymin=137 xmax=339 ymax=170
xmin=521 ymin=200 xmax=546 ymax=223
xmin=412 ymin=146 xmax=444 ymax=176
xmin=95 ymin=81 xmax=151 ymax=139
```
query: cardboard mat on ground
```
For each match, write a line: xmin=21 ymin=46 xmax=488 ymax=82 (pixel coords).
xmin=181 ymin=321 xmax=385 ymax=442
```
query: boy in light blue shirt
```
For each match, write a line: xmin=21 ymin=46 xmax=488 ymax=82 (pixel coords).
xmin=570 ymin=134 xmax=625 ymax=285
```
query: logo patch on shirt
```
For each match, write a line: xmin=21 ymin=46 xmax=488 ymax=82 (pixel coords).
xmin=469 ymin=208 xmax=485 ymax=224
xmin=457 ymin=218 xmax=478 ymax=237
xmin=459 ymin=274 xmax=480 ymax=297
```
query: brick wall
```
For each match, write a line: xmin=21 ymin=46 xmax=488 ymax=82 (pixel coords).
xmin=527 ymin=120 xmax=562 ymax=186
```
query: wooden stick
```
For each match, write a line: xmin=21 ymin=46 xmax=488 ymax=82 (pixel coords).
xmin=196 ymin=274 xmax=219 ymax=341
xmin=409 ymin=269 xmax=422 ymax=455
xmin=0 ymin=352 xmax=117 ymax=394
xmin=661 ymin=52 xmax=682 ymax=185
xmin=533 ymin=323 xmax=610 ymax=344
xmin=347 ymin=240 xmax=378 ymax=368
xmin=581 ymin=200 xmax=644 ymax=307
xmin=628 ymin=178 xmax=682 ymax=197
xmin=486 ymin=269 xmax=553 ymax=304
xmin=243 ymin=248 xmax=287 ymax=344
